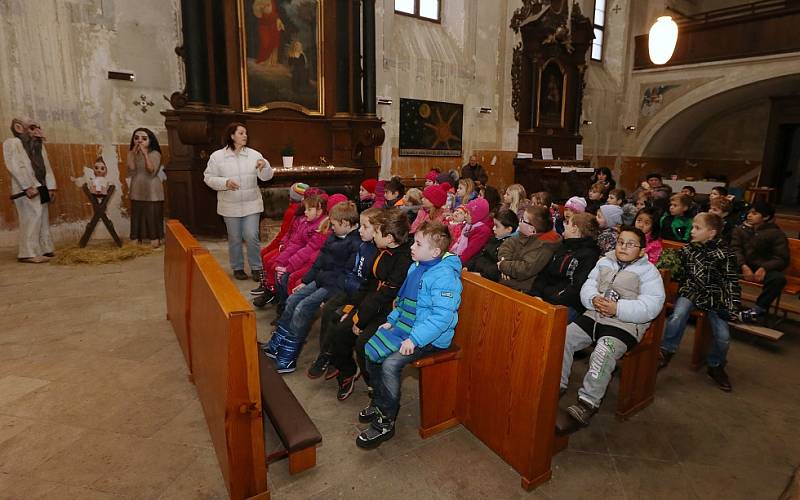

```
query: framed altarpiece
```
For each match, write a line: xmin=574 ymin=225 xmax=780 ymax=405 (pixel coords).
xmin=163 ymin=0 xmax=384 ymax=236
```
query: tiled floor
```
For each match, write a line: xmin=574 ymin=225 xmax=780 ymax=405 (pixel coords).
xmin=0 ymin=239 xmax=798 ymax=499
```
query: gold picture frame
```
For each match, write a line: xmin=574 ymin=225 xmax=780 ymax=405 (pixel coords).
xmin=535 ymin=58 xmax=567 ymax=128
xmin=237 ymin=0 xmax=325 ymax=115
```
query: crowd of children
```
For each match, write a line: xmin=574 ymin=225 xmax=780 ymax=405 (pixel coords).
xmin=243 ymin=163 xmax=790 ymax=445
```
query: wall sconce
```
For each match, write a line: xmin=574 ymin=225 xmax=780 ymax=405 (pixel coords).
xmin=377 ymin=97 xmax=393 ymax=106
xmin=478 ymin=107 xmax=493 ymax=114
xmin=625 ymin=125 xmax=637 ymax=132
xmin=582 ymin=119 xmax=593 ymax=126
xmin=108 ymin=70 xmax=135 ymax=81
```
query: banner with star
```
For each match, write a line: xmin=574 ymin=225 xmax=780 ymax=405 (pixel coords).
xmin=399 ymin=98 xmax=463 ymax=157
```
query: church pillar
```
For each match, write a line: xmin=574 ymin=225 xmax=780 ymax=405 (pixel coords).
xmin=335 ymin=0 xmax=351 ymax=113
xmin=351 ymin=0 xmax=364 ymax=114
xmin=362 ymin=0 xmax=377 ymax=115
xmin=180 ymin=0 xmax=210 ymax=103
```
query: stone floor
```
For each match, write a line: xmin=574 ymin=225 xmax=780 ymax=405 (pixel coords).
xmin=0 ymin=238 xmax=798 ymax=499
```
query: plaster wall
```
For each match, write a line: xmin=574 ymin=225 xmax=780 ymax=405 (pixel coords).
xmin=0 ymin=0 xmax=181 ymax=245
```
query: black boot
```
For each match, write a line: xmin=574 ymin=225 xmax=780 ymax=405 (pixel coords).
xmin=253 ymin=290 xmax=276 ymax=308
xmin=707 ymin=365 xmax=732 ymax=392
xmin=658 ymin=348 xmax=674 ymax=370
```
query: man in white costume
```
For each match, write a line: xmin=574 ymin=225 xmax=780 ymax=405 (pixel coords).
xmin=3 ymin=118 xmax=57 ymax=263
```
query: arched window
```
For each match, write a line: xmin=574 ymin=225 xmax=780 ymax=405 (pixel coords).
xmin=591 ymin=0 xmax=606 ymax=61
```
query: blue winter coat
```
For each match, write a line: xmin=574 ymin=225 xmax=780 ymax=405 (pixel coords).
xmin=303 ymin=230 xmax=362 ymax=291
xmin=386 ymin=253 xmax=463 ymax=349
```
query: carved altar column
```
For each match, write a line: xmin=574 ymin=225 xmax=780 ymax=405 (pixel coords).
xmin=180 ymin=0 xmax=210 ymax=104
xmin=362 ymin=0 xmax=377 ymax=115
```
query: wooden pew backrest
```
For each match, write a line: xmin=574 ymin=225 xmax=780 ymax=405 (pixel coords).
xmin=164 ymin=219 xmax=207 ymax=373
xmin=455 ymin=272 xmax=568 ymax=489
xmin=189 ymin=252 xmax=267 ymax=499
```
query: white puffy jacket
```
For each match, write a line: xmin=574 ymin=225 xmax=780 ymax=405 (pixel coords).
xmin=203 ymin=147 xmax=273 ymax=217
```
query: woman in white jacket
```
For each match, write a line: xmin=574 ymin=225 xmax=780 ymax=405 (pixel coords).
xmin=204 ymin=122 xmax=273 ymax=281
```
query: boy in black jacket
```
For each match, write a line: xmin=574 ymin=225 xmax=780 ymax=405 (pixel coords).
xmin=307 ymin=207 xmax=380 ymax=379
xmin=465 ymin=209 xmax=518 ymax=281
xmin=328 ymin=208 xmax=414 ymax=400
xmin=262 ymin=201 xmax=362 ymax=374
xmin=531 ymin=212 xmax=601 ymax=322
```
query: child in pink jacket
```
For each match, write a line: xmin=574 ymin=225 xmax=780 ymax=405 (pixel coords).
xmin=451 ymin=198 xmax=493 ymax=265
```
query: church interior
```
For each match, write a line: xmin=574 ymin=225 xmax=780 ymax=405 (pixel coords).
xmin=1 ymin=0 xmax=800 ymax=498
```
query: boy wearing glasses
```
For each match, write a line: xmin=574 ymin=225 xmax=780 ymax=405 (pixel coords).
xmin=496 ymin=205 xmax=562 ymax=293
xmin=561 ymin=226 xmax=665 ymax=427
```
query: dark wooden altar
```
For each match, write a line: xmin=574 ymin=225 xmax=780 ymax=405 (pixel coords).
xmin=164 ymin=0 xmax=384 ymax=236
xmin=509 ymin=1 xmax=594 ymax=199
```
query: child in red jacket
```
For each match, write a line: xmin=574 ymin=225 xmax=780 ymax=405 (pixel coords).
xmin=252 ymin=183 xmax=308 ymax=296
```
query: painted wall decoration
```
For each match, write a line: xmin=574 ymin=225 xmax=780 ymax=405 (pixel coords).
xmin=238 ymin=0 xmax=323 ymax=114
xmin=399 ymin=98 xmax=464 ymax=157
xmin=640 ymin=84 xmax=679 ymax=117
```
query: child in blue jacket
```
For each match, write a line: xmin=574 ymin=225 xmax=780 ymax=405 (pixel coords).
xmin=261 ymin=201 xmax=362 ymax=373
xmin=356 ymin=221 xmax=463 ymax=449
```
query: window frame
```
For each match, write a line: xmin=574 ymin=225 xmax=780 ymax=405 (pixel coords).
xmin=591 ymin=0 xmax=606 ymax=62
xmin=394 ymin=0 xmax=441 ymax=24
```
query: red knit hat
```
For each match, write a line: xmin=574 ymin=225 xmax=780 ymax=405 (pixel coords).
xmin=425 ymin=170 xmax=438 ymax=182
xmin=423 ymin=185 xmax=447 ymax=208
xmin=361 ymin=179 xmax=378 ymax=194
xmin=327 ymin=193 xmax=348 ymax=212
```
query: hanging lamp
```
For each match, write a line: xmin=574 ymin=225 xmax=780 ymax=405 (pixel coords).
xmin=648 ymin=16 xmax=678 ymax=65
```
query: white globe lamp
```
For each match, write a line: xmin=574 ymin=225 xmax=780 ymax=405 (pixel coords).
xmin=648 ymin=16 xmax=678 ymax=65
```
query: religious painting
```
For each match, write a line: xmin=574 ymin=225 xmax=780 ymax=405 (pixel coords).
xmin=399 ymin=98 xmax=463 ymax=157
xmin=536 ymin=60 xmax=566 ymax=128
xmin=238 ymin=0 xmax=324 ymax=114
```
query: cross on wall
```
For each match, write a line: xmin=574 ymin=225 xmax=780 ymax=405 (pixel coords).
xmin=611 ymin=4 xmax=622 ymax=14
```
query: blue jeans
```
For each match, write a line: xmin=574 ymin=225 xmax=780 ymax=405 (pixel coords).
xmin=661 ymin=296 xmax=730 ymax=367
xmin=278 ymin=281 xmax=332 ymax=341
xmin=367 ymin=344 xmax=438 ymax=419
xmin=223 ymin=213 xmax=262 ymax=272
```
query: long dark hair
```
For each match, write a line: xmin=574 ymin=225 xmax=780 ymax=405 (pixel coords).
xmin=129 ymin=127 xmax=161 ymax=153
xmin=224 ymin=122 xmax=247 ymax=150
xmin=592 ymin=167 xmax=614 ymax=185
xmin=635 ymin=207 xmax=661 ymax=239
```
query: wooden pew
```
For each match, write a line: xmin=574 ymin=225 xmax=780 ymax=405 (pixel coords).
xmin=258 ymin=351 xmax=322 ymax=475
xmin=189 ymin=252 xmax=268 ymax=499
xmin=412 ymin=272 xmax=568 ymax=491
xmin=164 ymin=219 xmax=208 ymax=375
xmin=615 ymin=305 xmax=667 ymax=419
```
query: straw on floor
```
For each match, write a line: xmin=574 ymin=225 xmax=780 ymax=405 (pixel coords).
xmin=51 ymin=242 xmax=154 ymax=265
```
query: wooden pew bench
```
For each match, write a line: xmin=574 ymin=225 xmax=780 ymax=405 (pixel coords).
xmin=164 ymin=219 xmax=208 ymax=375
xmin=258 ymin=351 xmax=322 ymax=475
xmin=411 ymin=272 xmax=568 ymax=491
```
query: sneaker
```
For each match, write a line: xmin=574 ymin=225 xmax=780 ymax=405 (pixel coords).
xmin=658 ymin=348 xmax=674 ymax=370
xmin=737 ymin=308 xmax=764 ymax=324
xmin=707 ymin=365 xmax=732 ymax=392
xmin=251 ymin=269 xmax=263 ymax=283
xmin=250 ymin=285 xmax=265 ymax=296
xmin=336 ymin=367 xmax=360 ymax=401
xmin=324 ymin=364 xmax=340 ymax=380
xmin=233 ymin=270 xmax=248 ymax=280
xmin=253 ymin=291 xmax=276 ymax=308
xmin=307 ymin=353 xmax=331 ymax=379
xmin=355 ymin=413 xmax=395 ymax=449
xmin=358 ymin=404 xmax=380 ymax=424
xmin=566 ymin=398 xmax=598 ymax=426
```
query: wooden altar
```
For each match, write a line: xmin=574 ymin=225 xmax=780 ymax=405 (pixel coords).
xmin=509 ymin=1 xmax=594 ymax=197
xmin=164 ymin=0 xmax=384 ymax=236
